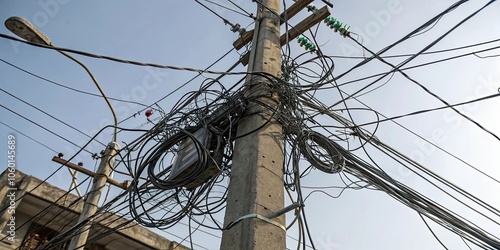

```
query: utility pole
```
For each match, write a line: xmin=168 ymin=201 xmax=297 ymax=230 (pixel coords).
xmin=221 ymin=0 xmax=285 ymax=249
xmin=68 ymin=142 xmax=119 ymax=250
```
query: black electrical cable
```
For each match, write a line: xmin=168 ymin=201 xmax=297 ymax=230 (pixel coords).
xmin=0 ymin=87 xmax=106 ymax=146
xmin=0 ymin=103 xmax=95 ymax=154
xmin=352 ymin=92 xmax=500 ymax=190
xmin=324 ymin=38 xmax=500 ymax=60
xmin=357 ymin=92 xmax=500 ymax=127
xmin=302 ymin=88 xmax=500 ymax=224
xmin=0 ymin=58 xmax=149 ymax=108
xmin=0 ymin=120 xmax=58 ymax=154
xmin=204 ymin=0 xmax=251 ymax=18
xmin=343 ymin=160 xmax=500 ymax=249
xmin=0 ymin=33 xmax=279 ymax=78
xmin=335 ymin=0 xmax=470 ymax=81
xmin=228 ymin=0 xmax=254 ymax=19
xmin=0 ymin=124 xmax=116 ymax=218
xmin=193 ymin=0 xmax=241 ymax=30
xmin=316 ymin=43 xmax=500 ymax=90
xmin=12 ymin=1 xmax=500 ymax=247
xmin=350 ymin=19 xmax=500 ymax=142
xmin=419 ymin=212 xmax=450 ymax=250
xmin=329 ymin=0 xmax=495 ymax=111
xmin=117 ymin=47 xmax=239 ymax=126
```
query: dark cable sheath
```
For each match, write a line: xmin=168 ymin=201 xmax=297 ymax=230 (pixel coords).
xmin=330 ymin=0 xmax=495 ymax=110
xmin=0 ymin=103 xmax=94 ymax=154
xmin=350 ymin=3 xmax=500 ymax=141
xmin=0 ymin=87 xmax=106 ymax=146
xmin=0 ymin=58 xmax=149 ymax=107
xmin=419 ymin=212 xmax=450 ymax=250
xmin=334 ymin=0 xmax=470 ymax=81
xmin=0 ymin=120 xmax=58 ymax=153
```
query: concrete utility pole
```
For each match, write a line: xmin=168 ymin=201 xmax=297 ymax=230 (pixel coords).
xmin=68 ymin=142 xmax=119 ymax=250
xmin=221 ymin=0 xmax=285 ymax=249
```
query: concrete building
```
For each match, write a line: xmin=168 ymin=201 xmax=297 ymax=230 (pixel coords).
xmin=0 ymin=169 xmax=189 ymax=250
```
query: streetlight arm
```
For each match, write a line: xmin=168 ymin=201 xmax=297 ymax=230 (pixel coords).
xmin=58 ymin=50 xmax=118 ymax=142
xmin=5 ymin=16 xmax=118 ymax=142
xmin=5 ymin=16 xmax=51 ymax=45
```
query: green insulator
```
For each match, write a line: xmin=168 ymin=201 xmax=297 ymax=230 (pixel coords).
xmin=306 ymin=5 xmax=317 ymax=12
xmin=333 ymin=21 xmax=342 ymax=29
xmin=298 ymin=36 xmax=306 ymax=45
xmin=327 ymin=17 xmax=336 ymax=25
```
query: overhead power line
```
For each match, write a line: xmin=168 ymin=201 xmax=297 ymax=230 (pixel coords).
xmin=0 ymin=87 xmax=106 ymax=147
xmin=0 ymin=33 xmax=262 ymax=76
xmin=3 ymin=0 xmax=499 ymax=249
xmin=335 ymin=0 xmax=470 ymax=81
xmin=0 ymin=120 xmax=58 ymax=154
xmin=348 ymin=0 xmax=500 ymax=142
xmin=0 ymin=58 xmax=150 ymax=107
xmin=0 ymin=103 xmax=95 ymax=155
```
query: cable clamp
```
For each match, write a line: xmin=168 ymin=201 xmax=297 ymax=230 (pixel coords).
xmin=93 ymin=173 xmax=109 ymax=182
xmin=225 ymin=213 xmax=286 ymax=232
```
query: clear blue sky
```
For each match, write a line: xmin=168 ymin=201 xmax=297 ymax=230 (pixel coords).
xmin=1 ymin=0 xmax=500 ymax=249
